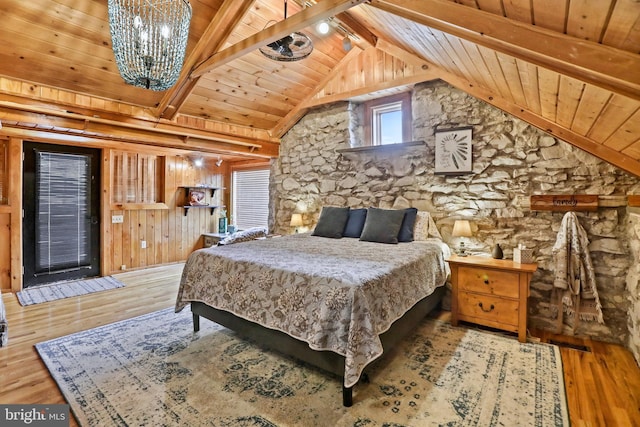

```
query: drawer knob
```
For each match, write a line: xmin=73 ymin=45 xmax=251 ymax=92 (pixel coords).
xmin=478 ymin=302 xmax=495 ymax=312
xmin=482 ymin=274 xmax=489 ymax=285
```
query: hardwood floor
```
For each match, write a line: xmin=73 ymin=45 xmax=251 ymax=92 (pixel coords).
xmin=1 ymin=263 xmax=638 ymax=426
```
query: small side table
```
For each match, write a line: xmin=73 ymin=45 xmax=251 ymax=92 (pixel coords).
xmin=202 ymin=232 xmax=233 ymax=248
xmin=447 ymin=255 xmax=537 ymax=343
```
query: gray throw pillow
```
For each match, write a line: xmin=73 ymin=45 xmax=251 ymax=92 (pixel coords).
xmin=398 ymin=207 xmax=418 ymax=242
xmin=312 ymin=206 xmax=350 ymax=238
xmin=359 ymin=207 xmax=406 ymax=244
xmin=343 ymin=208 xmax=368 ymax=238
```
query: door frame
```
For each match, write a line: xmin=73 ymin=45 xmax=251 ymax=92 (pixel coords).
xmin=22 ymin=141 xmax=102 ymax=287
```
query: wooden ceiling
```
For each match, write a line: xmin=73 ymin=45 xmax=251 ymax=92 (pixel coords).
xmin=0 ymin=0 xmax=638 ymax=174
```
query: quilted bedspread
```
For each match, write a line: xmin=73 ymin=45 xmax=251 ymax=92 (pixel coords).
xmin=176 ymin=233 xmax=449 ymax=387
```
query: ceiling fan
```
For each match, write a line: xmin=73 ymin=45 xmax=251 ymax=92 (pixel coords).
xmin=259 ymin=0 xmax=313 ymax=62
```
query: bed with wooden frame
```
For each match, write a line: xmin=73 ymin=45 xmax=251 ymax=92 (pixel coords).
xmin=175 ymin=232 xmax=450 ymax=406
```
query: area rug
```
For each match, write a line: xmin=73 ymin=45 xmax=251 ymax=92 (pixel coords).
xmin=36 ymin=308 xmax=570 ymax=426
xmin=16 ymin=276 xmax=125 ymax=306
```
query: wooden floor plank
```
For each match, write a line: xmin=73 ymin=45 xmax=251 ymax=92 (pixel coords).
xmin=0 ymin=263 xmax=639 ymax=426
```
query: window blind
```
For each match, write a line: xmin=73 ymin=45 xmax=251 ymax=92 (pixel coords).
xmin=35 ymin=151 xmax=91 ymax=274
xmin=232 ymin=168 xmax=270 ymax=231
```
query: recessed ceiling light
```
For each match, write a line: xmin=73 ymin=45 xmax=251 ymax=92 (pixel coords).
xmin=317 ymin=21 xmax=330 ymax=35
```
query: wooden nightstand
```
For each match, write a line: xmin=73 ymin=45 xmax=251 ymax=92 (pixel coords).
xmin=447 ymin=255 xmax=537 ymax=343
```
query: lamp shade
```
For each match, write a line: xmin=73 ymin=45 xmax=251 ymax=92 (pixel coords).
xmin=451 ymin=220 xmax=472 ymax=237
xmin=290 ymin=213 xmax=303 ymax=227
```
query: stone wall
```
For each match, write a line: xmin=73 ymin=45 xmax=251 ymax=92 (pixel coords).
xmin=270 ymin=80 xmax=640 ymax=356
xmin=626 ymin=212 xmax=640 ymax=363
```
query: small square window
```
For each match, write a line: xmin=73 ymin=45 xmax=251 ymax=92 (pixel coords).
xmin=364 ymin=93 xmax=412 ymax=146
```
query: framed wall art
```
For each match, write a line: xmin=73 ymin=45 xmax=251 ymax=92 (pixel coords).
xmin=434 ymin=126 xmax=473 ymax=174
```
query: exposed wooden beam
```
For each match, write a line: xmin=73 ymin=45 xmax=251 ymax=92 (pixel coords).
xmin=373 ymin=39 xmax=640 ymax=178
xmin=369 ymin=0 xmax=640 ymax=101
xmin=0 ymin=102 xmax=279 ymax=158
xmin=271 ymin=45 xmax=365 ymax=137
xmin=335 ymin=11 xmax=378 ymax=47
xmin=192 ymin=0 xmax=369 ymax=77
xmin=156 ymin=0 xmax=257 ymax=120
xmin=304 ymin=70 xmax=437 ymax=107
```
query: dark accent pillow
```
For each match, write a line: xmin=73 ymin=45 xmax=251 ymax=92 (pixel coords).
xmin=312 ymin=206 xmax=350 ymax=238
xmin=343 ymin=208 xmax=368 ymax=238
xmin=398 ymin=208 xmax=418 ymax=242
xmin=359 ymin=207 xmax=406 ymax=244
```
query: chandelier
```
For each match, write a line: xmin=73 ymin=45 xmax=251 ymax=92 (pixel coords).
xmin=108 ymin=0 xmax=192 ymax=91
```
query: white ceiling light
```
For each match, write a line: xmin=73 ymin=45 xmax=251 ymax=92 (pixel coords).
xmin=317 ymin=21 xmax=330 ymax=35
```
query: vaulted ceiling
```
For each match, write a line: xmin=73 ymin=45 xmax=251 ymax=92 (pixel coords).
xmin=0 ymin=0 xmax=638 ymax=174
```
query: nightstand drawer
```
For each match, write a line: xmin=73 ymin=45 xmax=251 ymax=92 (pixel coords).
xmin=458 ymin=292 xmax=519 ymax=327
xmin=458 ymin=266 xmax=520 ymax=298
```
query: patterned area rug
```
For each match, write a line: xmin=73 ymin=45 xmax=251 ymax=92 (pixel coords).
xmin=37 ymin=308 xmax=569 ymax=426
xmin=16 ymin=276 xmax=125 ymax=306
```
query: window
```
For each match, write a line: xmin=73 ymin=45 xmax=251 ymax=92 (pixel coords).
xmin=363 ymin=92 xmax=412 ymax=146
xmin=232 ymin=166 xmax=270 ymax=231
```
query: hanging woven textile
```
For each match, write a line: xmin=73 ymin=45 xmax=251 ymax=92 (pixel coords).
xmin=551 ymin=211 xmax=604 ymax=333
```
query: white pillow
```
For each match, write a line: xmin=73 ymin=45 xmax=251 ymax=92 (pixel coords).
xmin=414 ymin=211 xmax=442 ymax=241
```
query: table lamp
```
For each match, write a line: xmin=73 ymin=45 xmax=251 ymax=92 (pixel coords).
xmin=290 ymin=213 xmax=303 ymax=233
xmin=452 ymin=220 xmax=473 ymax=256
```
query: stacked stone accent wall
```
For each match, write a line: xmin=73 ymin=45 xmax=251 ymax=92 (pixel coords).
xmin=270 ymin=80 xmax=640 ymax=359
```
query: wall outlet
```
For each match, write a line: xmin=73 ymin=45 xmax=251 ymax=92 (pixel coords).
xmin=141 ymin=240 xmax=147 ymax=249
xmin=120 ymin=264 xmax=126 ymax=270
xmin=112 ymin=215 xmax=124 ymax=223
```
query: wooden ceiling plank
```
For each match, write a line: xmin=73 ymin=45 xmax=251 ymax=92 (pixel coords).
xmin=476 ymin=46 xmax=515 ymax=101
xmin=188 ymin=84 xmax=291 ymax=118
xmin=588 ymin=94 xmax=640 ymax=142
xmin=417 ymin=28 xmax=462 ymax=76
xmin=475 ymin=0 xmax=504 ymax=15
xmin=156 ymin=0 xmax=257 ymax=120
xmin=604 ymin=108 xmax=640 ymax=151
xmin=502 ymin=0 xmax=533 ymax=24
xmin=602 ymin=0 xmax=640 ymax=53
xmin=537 ymin=67 xmax=560 ymax=122
xmin=556 ymin=75 xmax=585 ymax=129
xmin=457 ymin=40 xmax=497 ymax=90
xmin=571 ymin=85 xmax=612 ymax=137
xmin=515 ymin=59 xmax=542 ymax=114
xmin=368 ymin=0 xmax=640 ymax=100
xmin=531 ymin=0 xmax=568 ymax=33
xmin=566 ymin=0 xmax=613 ymax=44
xmin=192 ymin=0 xmax=369 ymax=77
xmin=196 ymin=75 xmax=300 ymax=113
xmin=496 ymin=52 xmax=528 ymax=106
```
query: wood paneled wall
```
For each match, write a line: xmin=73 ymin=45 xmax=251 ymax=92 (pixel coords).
xmin=106 ymin=153 xmax=226 ymax=275
xmin=0 ymin=138 xmax=230 ymax=292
